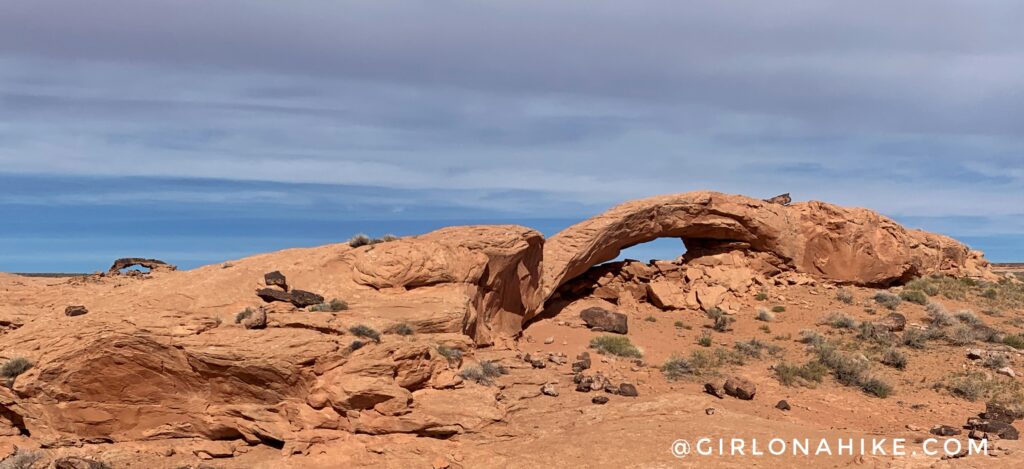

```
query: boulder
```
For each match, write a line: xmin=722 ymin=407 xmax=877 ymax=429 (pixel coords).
xmin=981 ymin=402 xmax=1023 ymax=424
xmin=724 ymin=377 xmax=756 ymax=400
xmin=540 ymin=383 xmax=558 ymax=397
xmin=592 ymin=396 xmax=609 ymax=405
xmin=579 ymin=307 xmax=628 ymax=334
xmin=969 ymin=420 xmax=1019 ymax=440
xmin=703 ymin=383 xmax=724 ymax=399
xmin=257 ymin=287 xmax=292 ymax=304
xmin=241 ymin=307 xmax=268 ymax=330
xmin=775 ymin=400 xmax=791 ymax=411
xmin=290 ymin=290 xmax=325 ymax=308
xmin=64 ymin=305 xmax=88 ymax=317
xmin=618 ymin=383 xmax=638 ymax=397
xmin=264 ymin=271 xmax=288 ymax=291
xmin=646 ymin=280 xmax=688 ymax=310
xmin=108 ymin=257 xmax=176 ymax=274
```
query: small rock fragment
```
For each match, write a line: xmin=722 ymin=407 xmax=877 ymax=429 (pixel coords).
xmin=592 ymin=396 xmax=609 ymax=405
xmin=64 ymin=305 xmax=88 ymax=317
xmin=775 ymin=400 xmax=791 ymax=411
xmin=618 ymin=383 xmax=638 ymax=397
xmin=264 ymin=270 xmax=288 ymax=291
xmin=540 ymin=383 xmax=559 ymax=397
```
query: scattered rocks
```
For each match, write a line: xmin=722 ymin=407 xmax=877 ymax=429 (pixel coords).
xmin=64 ymin=305 xmax=88 ymax=317
xmin=575 ymin=376 xmax=594 ymax=393
xmin=264 ymin=270 xmax=288 ymax=291
xmin=572 ymin=352 xmax=592 ymax=373
xmin=705 ymin=408 xmax=716 ymax=415
xmin=982 ymin=402 xmax=1023 ymax=423
xmin=970 ymin=420 xmax=1019 ymax=440
xmin=579 ymin=307 xmax=629 ymax=334
xmin=963 ymin=403 xmax=1021 ymax=441
xmin=531 ymin=360 xmax=547 ymax=369
xmin=997 ymin=367 xmax=1016 ymax=378
xmin=544 ymin=336 xmax=555 ymax=344
xmin=724 ymin=377 xmax=756 ymax=400
xmin=592 ymin=396 xmax=609 ymax=405
xmin=775 ymin=400 xmax=791 ymax=411
xmin=967 ymin=349 xmax=985 ymax=360
xmin=930 ymin=425 xmax=962 ymax=436
xmin=540 ymin=383 xmax=559 ymax=397
xmin=548 ymin=353 xmax=567 ymax=365
xmin=618 ymin=383 xmax=638 ymax=397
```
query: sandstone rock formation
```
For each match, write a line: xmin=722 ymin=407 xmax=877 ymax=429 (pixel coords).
xmin=538 ymin=191 xmax=991 ymax=321
xmin=107 ymin=258 xmax=176 ymax=275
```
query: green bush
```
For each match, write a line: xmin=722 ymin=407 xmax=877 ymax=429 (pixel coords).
xmin=1004 ymin=334 xmax=1024 ymax=350
xmin=391 ymin=323 xmax=415 ymax=336
xmin=983 ymin=354 xmax=1010 ymax=370
xmin=234 ymin=307 xmax=253 ymax=324
xmin=348 ymin=234 xmax=371 ymax=248
xmin=459 ymin=360 xmax=508 ymax=385
xmin=755 ymin=292 xmax=769 ymax=301
xmin=874 ymin=293 xmax=901 ymax=310
xmin=823 ymin=312 xmax=857 ymax=330
xmin=771 ymin=305 xmax=786 ymax=313
xmin=0 ymin=357 xmax=33 ymax=378
xmin=674 ymin=320 xmax=685 ymax=328
xmin=906 ymin=278 xmax=940 ymax=296
xmin=756 ymin=308 xmax=775 ymax=322
xmin=880 ymin=348 xmax=907 ymax=369
xmin=774 ymin=361 xmax=828 ymax=387
xmin=436 ymin=345 xmax=463 ymax=364
xmin=349 ymin=339 xmax=366 ymax=351
xmin=734 ymin=339 xmax=782 ymax=359
xmin=590 ymin=335 xmax=643 ymax=358
xmin=349 ymin=324 xmax=381 ymax=343
xmin=899 ymin=289 xmax=928 ymax=305
xmin=644 ymin=316 xmax=657 ymax=322
xmin=697 ymin=331 xmax=713 ymax=347
xmin=861 ymin=377 xmax=894 ymax=398
xmin=662 ymin=355 xmax=695 ymax=381
xmin=954 ymin=310 xmax=980 ymax=325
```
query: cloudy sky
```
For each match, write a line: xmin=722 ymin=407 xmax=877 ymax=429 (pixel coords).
xmin=1 ymin=0 xmax=1022 ymax=271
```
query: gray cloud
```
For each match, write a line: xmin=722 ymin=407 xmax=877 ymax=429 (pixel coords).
xmin=0 ymin=0 xmax=1021 ymax=224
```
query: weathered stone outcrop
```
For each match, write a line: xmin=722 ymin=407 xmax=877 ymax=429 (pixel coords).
xmin=107 ymin=258 xmax=176 ymax=275
xmin=348 ymin=225 xmax=543 ymax=345
xmin=538 ymin=192 xmax=990 ymax=316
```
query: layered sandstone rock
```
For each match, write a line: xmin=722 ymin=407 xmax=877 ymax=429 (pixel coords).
xmin=539 ymin=191 xmax=991 ymax=319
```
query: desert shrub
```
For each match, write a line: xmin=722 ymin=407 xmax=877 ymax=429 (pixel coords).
xmin=644 ymin=316 xmax=657 ymax=322
xmin=310 ymin=298 xmax=349 ymax=312
xmin=906 ymin=277 xmax=940 ymax=296
xmin=234 ymin=307 xmax=253 ymax=324
xmin=0 ymin=357 xmax=32 ymax=379
xmin=436 ymin=345 xmax=463 ymax=364
xmin=697 ymin=331 xmax=713 ymax=347
xmin=947 ymin=324 xmax=977 ymax=346
xmin=874 ymin=292 xmax=901 ymax=310
xmin=391 ymin=323 xmax=415 ymax=336
xmin=798 ymin=329 xmax=826 ymax=347
xmin=823 ymin=312 xmax=857 ymax=330
xmin=348 ymin=234 xmax=371 ymax=248
xmin=1003 ymin=334 xmax=1024 ymax=350
xmin=705 ymin=307 xmax=734 ymax=332
xmin=902 ymin=327 xmax=945 ymax=349
xmin=380 ymin=234 xmax=400 ymax=242
xmin=938 ymin=371 xmax=1024 ymax=407
xmin=349 ymin=324 xmax=381 ymax=343
xmin=349 ymin=339 xmax=366 ymax=351
xmin=590 ymin=335 xmax=642 ymax=358
xmin=459 ymin=360 xmax=508 ymax=385
xmin=677 ymin=348 xmax=745 ymax=376
xmin=756 ymin=308 xmax=775 ymax=322
xmin=880 ymin=348 xmax=908 ymax=369
xmin=899 ymin=289 xmax=928 ymax=305
xmin=857 ymin=322 xmax=892 ymax=344
xmin=982 ymin=354 xmax=1010 ymax=370
xmin=815 ymin=343 xmax=869 ymax=386
xmin=954 ymin=310 xmax=981 ymax=325
xmin=755 ymin=292 xmax=769 ymax=301
xmin=863 ymin=306 xmax=876 ymax=314
xmin=674 ymin=320 xmax=685 ymax=328
xmin=982 ymin=288 xmax=998 ymax=300
xmin=759 ymin=324 xmax=772 ymax=333
xmin=774 ymin=361 xmax=829 ymax=387
xmin=926 ymin=303 xmax=956 ymax=327
xmin=982 ymin=308 xmax=1003 ymax=317
xmin=0 ymin=449 xmax=42 ymax=469
xmin=734 ymin=339 xmax=782 ymax=359
xmin=861 ymin=377 xmax=894 ymax=398
xmin=944 ymin=372 xmax=987 ymax=401
xmin=662 ymin=355 xmax=695 ymax=381
xmin=771 ymin=305 xmax=786 ymax=313
xmin=773 ymin=333 xmax=792 ymax=341
xmin=836 ymin=289 xmax=854 ymax=304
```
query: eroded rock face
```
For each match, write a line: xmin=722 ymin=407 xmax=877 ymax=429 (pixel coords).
xmin=107 ymin=258 xmax=176 ymax=275
xmin=539 ymin=192 xmax=991 ymax=315
xmin=348 ymin=225 xmax=543 ymax=345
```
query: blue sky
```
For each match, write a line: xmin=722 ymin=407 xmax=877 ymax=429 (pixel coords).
xmin=1 ymin=1 xmax=1022 ymax=272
